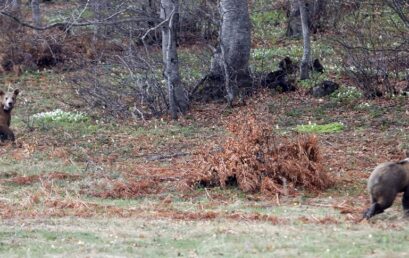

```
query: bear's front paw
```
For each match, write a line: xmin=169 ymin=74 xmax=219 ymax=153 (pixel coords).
xmin=363 ymin=207 xmax=375 ymax=220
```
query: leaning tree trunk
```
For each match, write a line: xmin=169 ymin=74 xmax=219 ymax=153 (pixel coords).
xmin=161 ymin=0 xmax=189 ymax=119
xmin=209 ymin=0 xmax=251 ymax=105
xmin=31 ymin=0 xmax=41 ymax=27
xmin=299 ymin=0 xmax=311 ymax=80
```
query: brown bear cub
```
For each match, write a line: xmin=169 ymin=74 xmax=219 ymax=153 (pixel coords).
xmin=0 ymin=89 xmax=19 ymax=141
xmin=363 ymin=158 xmax=409 ymax=219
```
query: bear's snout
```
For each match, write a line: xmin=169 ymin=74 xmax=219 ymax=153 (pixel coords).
xmin=4 ymin=101 xmax=14 ymax=110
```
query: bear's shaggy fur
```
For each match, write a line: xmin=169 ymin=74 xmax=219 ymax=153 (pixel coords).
xmin=0 ymin=89 xmax=19 ymax=141
xmin=363 ymin=158 xmax=409 ymax=219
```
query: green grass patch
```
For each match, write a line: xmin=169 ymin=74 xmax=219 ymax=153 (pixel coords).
xmin=298 ymin=73 xmax=334 ymax=90
xmin=0 ymin=157 xmax=82 ymax=176
xmin=295 ymin=122 xmax=345 ymax=134
xmin=178 ymin=48 xmax=212 ymax=85
xmin=251 ymin=8 xmax=286 ymax=45
xmin=330 ymin=86 xmax=363 ymax=104
xmin=2 ymin=218 xmax=409 ymax=257
xmin=131 ymin=122 xmax=218 ymax=141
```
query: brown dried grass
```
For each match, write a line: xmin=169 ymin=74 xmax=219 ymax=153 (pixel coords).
xmin=186 ymin=110 xmax=334 ymax=196
xmin=0 ymin=172 xmax=81 ymax=185
xmin=87 ymin=178 xmax=161 ymax=199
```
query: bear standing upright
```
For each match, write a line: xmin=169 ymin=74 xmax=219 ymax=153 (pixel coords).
xmin=0 ymin=89 xmax=19 ymax=141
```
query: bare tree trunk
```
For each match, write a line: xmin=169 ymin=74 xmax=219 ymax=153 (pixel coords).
xmin=299 ymin=0 xmax=311 ymax=80
xmin=204 ymin=0 xmax=251 ymax=105
xmin=31 ymin=0 xmax=41 ymax=27
xmin=161 ymin=0 xmax=188 ymax=119
xmin=220 ymin=0 xmax=251 ymax=105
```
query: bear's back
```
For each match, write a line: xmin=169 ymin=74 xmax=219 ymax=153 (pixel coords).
xmin=368 ymin=162 xmax=409 ymax=194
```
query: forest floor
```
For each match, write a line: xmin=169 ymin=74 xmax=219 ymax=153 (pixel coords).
xmin=1 ymin=68 xmax=409 ymax=257
xmin=1 ymin=2 xmax=409 ymax=257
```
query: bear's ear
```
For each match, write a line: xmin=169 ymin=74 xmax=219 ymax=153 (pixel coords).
xmin=0 ymin=90 xmax=4 ymax=96
xmin=14 ymin=89 xmax=19 ymax=96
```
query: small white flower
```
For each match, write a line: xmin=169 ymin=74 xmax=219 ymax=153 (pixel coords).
xmin=32 ymin=109 xmax=88 ymax=123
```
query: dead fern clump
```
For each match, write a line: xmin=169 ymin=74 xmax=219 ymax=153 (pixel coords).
xmin=187 ymin=112 xmax=334 ymax=196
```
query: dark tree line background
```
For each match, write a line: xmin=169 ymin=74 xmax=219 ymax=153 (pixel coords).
xmin=0 ymin=0 xmax=408 ymax=119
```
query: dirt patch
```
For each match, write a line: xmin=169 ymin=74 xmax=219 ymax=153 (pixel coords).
xmin=2 ymin=196 xmax=344 ymax=224
xmin=0 ymin=195 xmax=286 ymax=223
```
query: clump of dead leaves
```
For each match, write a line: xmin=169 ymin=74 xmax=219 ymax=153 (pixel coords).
xmin=186 ymin=110 xmax=334 ymax=196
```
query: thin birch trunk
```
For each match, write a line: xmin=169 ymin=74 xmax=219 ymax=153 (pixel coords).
xmin=299 ymin=0 xmax=311 ymax=80
xmin=31 ymin=0 xmax=41 ymax=27
xmin=161 ymin=0 xmax=188 ymax=119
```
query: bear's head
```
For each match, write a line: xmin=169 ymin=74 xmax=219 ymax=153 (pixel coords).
xmin=0 ymin=89 xmax=19 ymax=112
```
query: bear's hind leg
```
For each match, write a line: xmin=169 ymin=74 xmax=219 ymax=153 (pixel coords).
xmin=364 ymin=191 xmax=396 ymax=219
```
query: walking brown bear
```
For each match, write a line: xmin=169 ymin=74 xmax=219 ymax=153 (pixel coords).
xmin=0 ymin=89 xmax=19 ymax=141
xmin=363 ymin=158 xmax=409 ymax=219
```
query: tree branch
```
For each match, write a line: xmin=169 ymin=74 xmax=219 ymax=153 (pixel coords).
xmin=0 ymin=10 xmax=161 ymax=31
